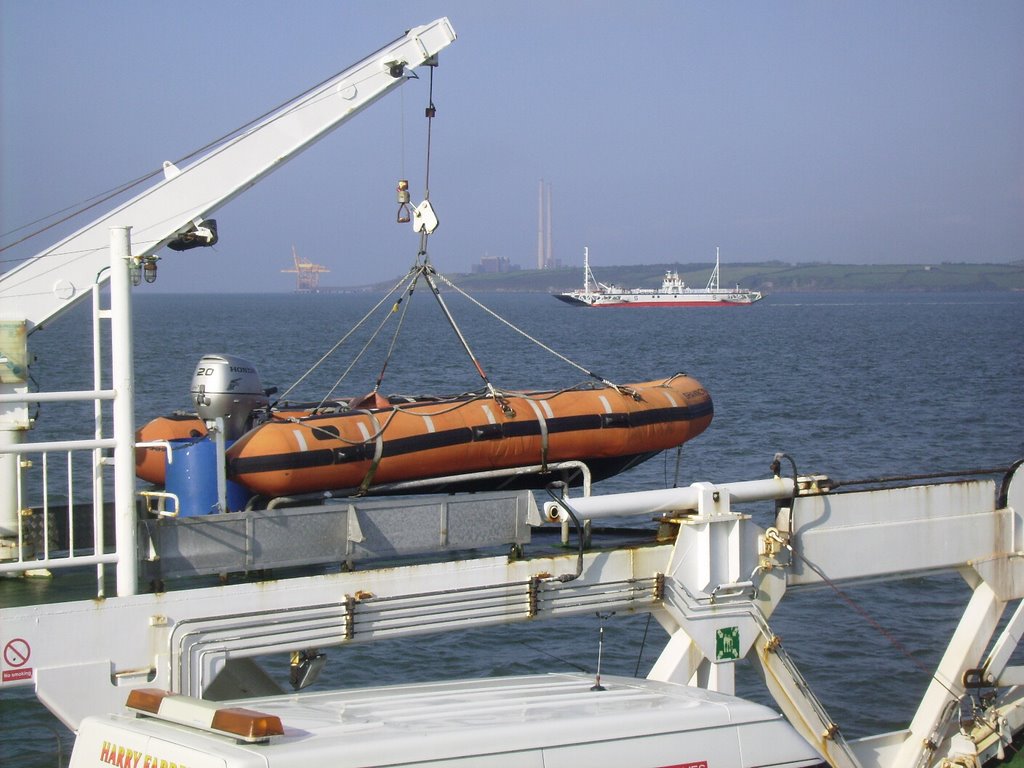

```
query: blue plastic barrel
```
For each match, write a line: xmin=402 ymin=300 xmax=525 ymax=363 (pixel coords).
xmin=164 ymin=437 xmax=252 ymax=516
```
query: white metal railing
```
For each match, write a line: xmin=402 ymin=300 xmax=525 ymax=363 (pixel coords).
xmin=0 ymin=228 xmax=140 ymax=597
xmin=1 ymin=438 xmax=118 ymax=571
xmin=0 ymin=391 xmax=121 ymax=598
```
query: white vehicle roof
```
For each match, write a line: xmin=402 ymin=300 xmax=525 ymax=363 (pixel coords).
xmin=71 ymin=673 xmax=824 ymax=768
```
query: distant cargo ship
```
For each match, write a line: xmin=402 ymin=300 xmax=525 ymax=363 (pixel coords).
xmin=555 ymin=247 xmax=763 ymax=307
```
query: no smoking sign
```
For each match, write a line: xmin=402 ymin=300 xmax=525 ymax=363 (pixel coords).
xmin=2 ymin=637 xmax=33 ymax=682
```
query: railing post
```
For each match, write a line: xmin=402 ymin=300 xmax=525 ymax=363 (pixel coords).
xmin=110 ymin=227 xmax=138 ymax=596
xmin=0 ymin=319 xmax=29 ymax=560
xmin=0 ymin=432 xmax=23 ymax=542
xmin=0 ymin=315 xmax=30 ymax=561
xmin=92 ymin=282 xmax=107 ymax=596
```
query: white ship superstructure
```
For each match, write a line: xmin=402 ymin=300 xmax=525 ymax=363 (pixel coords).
xmin=556 ymin=247 xmax=763 ymax=307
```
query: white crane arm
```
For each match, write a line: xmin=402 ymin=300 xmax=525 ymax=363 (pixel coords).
xmin=0 ymin=18 xmax=455 ymax=331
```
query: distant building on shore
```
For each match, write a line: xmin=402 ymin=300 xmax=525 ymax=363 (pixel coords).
xmin=472 ymin=255 xmax=520 ymax=274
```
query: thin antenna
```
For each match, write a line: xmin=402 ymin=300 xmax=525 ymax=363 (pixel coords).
xmin=591 ymin=612 xmax=615 ymax=691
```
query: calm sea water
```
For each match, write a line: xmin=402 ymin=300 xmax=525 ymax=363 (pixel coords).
xmin=3 ymin=288 xmax=1023 ymax=766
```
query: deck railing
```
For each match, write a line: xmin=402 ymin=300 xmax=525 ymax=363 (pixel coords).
xmin=0 ymin=430 xmax=117 ymax=592
xmin=0 ymin=228 xmax=140 ymax=597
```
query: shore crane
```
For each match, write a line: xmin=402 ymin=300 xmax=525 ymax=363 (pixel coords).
xmin=281 ymin=246 xmax=330 ymax=292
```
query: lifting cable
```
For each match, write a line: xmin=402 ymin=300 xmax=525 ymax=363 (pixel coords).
xmin=420 ymin=264 xmax=514 ymax=414
xmin=361 ymin=267 xmax=424 ymax=402
xmin=397 ymin=60 xmax=630 ymax=405
xmin=430 ymin=268 xmax=634 ymax=396
xmin=387 ymin=57 xmax=518 ymax=411
xmin=317 ymin=268 xmax=423 ymax=409
xmin=284 ymin=57 xmax=627 ymax=413
xmin=423 ymin=64 xmax=437 ymax=200
xmin=272 ymin=267 xmax=417 ymax=408
xmin=403 ymin=63 xmax=634 ymax=403
xmin=274 ymin=63 xmax=441 ymax=412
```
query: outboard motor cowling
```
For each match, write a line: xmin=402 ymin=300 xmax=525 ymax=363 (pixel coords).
xmin=190 ymin=354 xmax=268 ymax=440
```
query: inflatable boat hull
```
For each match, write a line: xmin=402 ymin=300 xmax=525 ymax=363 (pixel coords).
xmin=225 ymin=374 xmax=712 ymax=497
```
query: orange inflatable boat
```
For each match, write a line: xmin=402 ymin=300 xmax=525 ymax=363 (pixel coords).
xmin=135 ymin=413 xmax=208 ymax=484
xmin=134 ymin=402 xmax=348 ymax=485
xmin=224 ymin=373 xmax=712 ymax=497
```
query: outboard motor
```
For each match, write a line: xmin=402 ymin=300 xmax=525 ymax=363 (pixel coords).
xmin=190 ymin=354 xmax=268 ymax=440
xmin=161 ymin=354 xmax=266 ymax=516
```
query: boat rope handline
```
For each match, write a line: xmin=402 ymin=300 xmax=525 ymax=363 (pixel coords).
xmin=385 ymin=376 xmax=642 ymax=408
xmin=270 ymin=370 xmax=664 ymax=449
xmin=272 ymin=406 xmax=402 ymax=447
xmin=273 ymin=268 xmax=417 ymax=408
xmin=274 ymin=385 xmax=535 ymax=447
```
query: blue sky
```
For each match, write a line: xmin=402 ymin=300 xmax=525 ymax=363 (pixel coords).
xmin=2 ymin=1 xmax=1022 ymax=292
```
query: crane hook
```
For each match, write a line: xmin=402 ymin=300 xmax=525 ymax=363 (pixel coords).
xmin=396 ymin=179 xmax=412 ymax=224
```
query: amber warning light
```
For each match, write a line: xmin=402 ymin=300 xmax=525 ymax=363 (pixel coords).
xmin=126 ymin=688 xmax=285 ymax=742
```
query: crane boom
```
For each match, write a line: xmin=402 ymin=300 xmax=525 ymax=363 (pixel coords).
xmin=0 ymin=18 xmax=455 ymax=331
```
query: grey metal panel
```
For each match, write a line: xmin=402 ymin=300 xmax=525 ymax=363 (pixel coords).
xmin=141 ymin=491 xmax=535 ymax=580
